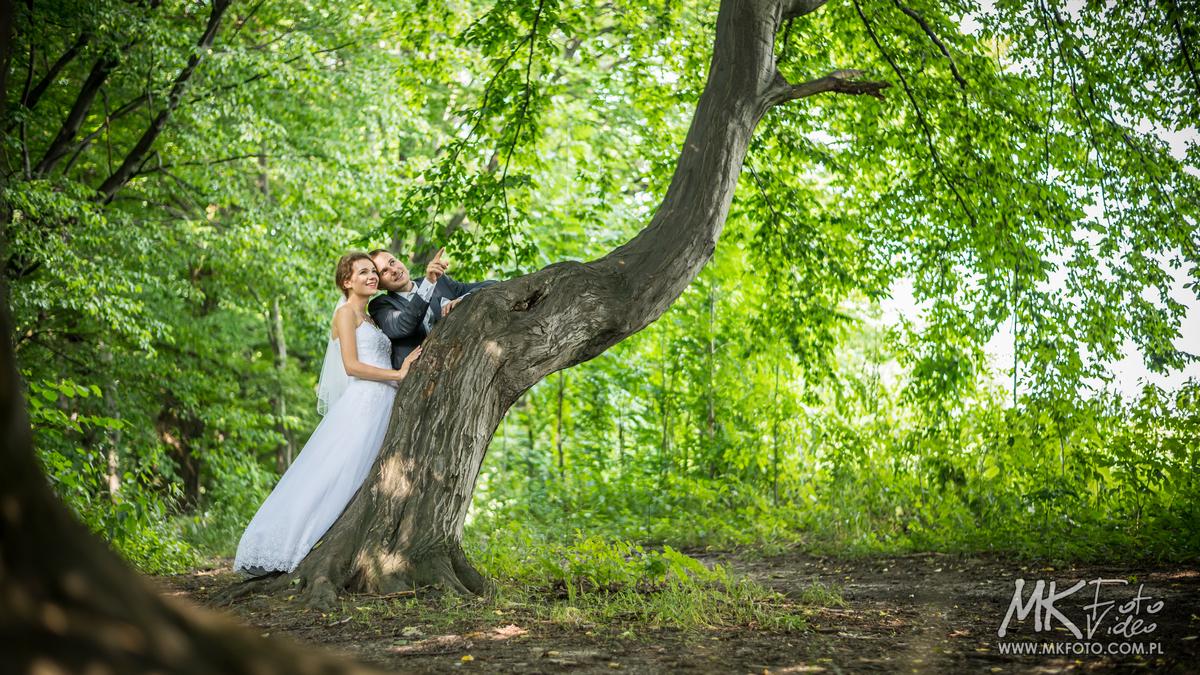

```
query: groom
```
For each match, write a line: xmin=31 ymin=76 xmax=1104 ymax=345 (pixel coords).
xmin=368 ymin=248 xmax=496 ymax=368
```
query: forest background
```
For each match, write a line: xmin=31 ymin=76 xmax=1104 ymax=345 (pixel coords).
xmin=4 ymin=0 xmax=1198 ymax=583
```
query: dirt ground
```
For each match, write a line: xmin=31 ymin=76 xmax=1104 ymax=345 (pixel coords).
xmin=154 ymin=551 xmax=1200 ymax=673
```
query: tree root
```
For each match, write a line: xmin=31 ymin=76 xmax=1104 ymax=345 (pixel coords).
xmin=451 ymin=545 xmax=493 ymax=596
xmin=224 ymin=544 xmax=493 ymax=609
xmin=212 ymin=572 xmax=283 ymax=606
xmin=302 ymin=575 xmax=339 ymax=611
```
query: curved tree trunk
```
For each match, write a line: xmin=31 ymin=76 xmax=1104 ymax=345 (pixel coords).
xmin=257 ymin=0 xmax=887 ymax=606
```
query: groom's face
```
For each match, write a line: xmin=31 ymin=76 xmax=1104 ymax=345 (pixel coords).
xmin=371 ymin=252 xmax=413 ymax=292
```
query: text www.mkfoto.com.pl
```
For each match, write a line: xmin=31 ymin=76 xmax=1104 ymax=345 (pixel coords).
xmin=998 ymin=641 xmax=1163 ymax=656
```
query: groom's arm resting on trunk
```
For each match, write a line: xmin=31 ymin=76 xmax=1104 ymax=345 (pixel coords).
xmin=446 ymin=275 xmax=497 ymax=298
xmin=437 ymin=276 xmax=499 ymax=319
xmin=369 ymin=285 xmax=434 ymax=340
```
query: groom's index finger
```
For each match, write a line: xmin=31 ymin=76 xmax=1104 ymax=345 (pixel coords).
xmin=432 ymin=247 xmax=445 ymax=262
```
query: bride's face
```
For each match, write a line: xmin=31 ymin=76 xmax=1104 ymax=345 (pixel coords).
xmin=343 ymin=259 xmax=379 ymax=297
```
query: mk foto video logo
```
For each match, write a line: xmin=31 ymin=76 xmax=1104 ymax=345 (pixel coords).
xmin=995 ymin=577 xmax=1165 ymax=657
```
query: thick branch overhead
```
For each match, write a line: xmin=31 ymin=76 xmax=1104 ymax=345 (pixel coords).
xmin=769 ymin=69 xmax=891 ymax=104
xmin=781 ymin=0 xmax=830 ymax=20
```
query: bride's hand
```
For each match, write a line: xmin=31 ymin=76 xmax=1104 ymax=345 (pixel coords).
xmin=397 ymin=346 xmax=423 ymax=379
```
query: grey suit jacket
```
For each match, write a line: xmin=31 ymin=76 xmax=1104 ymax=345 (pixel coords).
xmin=368 ymin=274 xmax=497 ymax=368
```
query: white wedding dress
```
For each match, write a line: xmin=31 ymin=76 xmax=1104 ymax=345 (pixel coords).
xmin=234 ymin=319 xmax=396 ymax=574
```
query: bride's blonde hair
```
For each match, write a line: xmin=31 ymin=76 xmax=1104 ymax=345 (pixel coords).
xmin=335 ymin=251 xmax=373 ymax=297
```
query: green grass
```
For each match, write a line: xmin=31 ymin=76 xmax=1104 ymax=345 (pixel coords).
xmin=465 ymin=525 xmax=838 ymax=632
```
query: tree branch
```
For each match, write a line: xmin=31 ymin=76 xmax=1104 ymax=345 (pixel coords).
xmin=132 ymin=152 xmax=263 ymax=178
xmin=447 ymin=33 xmax=532 ymax=165
xmin=22 ymin=32 xmax=91 ymax=112
xmin=891 ymin=0 xmax=966 ymax=89
xmin=184 ymin=36 xmax=369 ymax=106
xmin=31 ymin=0 xmax=163 ymax=177
xmin=32 ymin=55 xmax=120 ymax=176
xmin=97 ymin=0 xmax=232 ymax=202
xmin=497 ymin=0 xmax=546 ymax=268
xmin=781 ymin=0 xmax=829 ymax=20
xmin=229 ymin=0 xmax=268 ymax=40
xmin=1167 ymin=0 xmax=1199 ymax=103
xmin=768 ymin=68 xmax=890 ymax=105
xmin=853 ymin=0 xmax=978 ymax=229
xmin=58 ymin=91 xmax=151 ymax=169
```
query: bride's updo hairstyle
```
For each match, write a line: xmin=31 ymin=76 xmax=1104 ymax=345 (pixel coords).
xmin=335 ymin=251 xmax=374 ymax=297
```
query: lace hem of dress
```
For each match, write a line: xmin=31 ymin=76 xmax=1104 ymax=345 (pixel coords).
xmin=234 ymin=551 xmax=300 ymax=574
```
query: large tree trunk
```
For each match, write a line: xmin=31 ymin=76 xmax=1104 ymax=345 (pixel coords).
xmin=0 ymin=273 xmax=374 ymax=671
xmin=250 ymin=0 xmax=891 ymax=607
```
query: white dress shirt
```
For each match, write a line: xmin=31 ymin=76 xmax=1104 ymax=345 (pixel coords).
xmin=395 ymin=279 xmax=438 ymax=334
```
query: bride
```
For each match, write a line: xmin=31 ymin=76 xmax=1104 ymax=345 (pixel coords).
xmin=234 ymin=252 xmax=422 ymax=576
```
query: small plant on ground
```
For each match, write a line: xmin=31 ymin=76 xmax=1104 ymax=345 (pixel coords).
xmin=467 ymin=525 xmax=838 ymax=631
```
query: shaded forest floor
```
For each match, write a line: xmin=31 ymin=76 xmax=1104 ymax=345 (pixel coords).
xmin=154 ymin=551 xmax=1200 ymax=673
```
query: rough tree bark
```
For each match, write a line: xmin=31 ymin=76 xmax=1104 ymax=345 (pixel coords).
xmin=239 ymin=0 xmax=887 ymax=608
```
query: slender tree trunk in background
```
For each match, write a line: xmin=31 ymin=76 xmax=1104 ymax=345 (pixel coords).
xmin=659 ymin=331 xmax=671 ymax=484
xmin=555 ymin=371 xmax=565 ymax=479
xmin=1011 ymin=267 xmax=1018 ymax=407
xmin=270 ymin=297 xmax=294 ymax=470
xmin=616 ymin=408 xmax=624 ymax=468
xmin=706 ymin=285 xmax=716 ymax=443
xmin=790 ymin=429 xmax=800 ymax=502
xmin=772 ymin=362 xmax=780 ymax=506
xmin=100 ymin=342 xmax=121 ymax=500
xmin=106 ymin=443 xmax=121 ymax=499
xmin=500 ymin=414 xmax=509 ymax=474
xmin=259 ymin=153 xmax=295 ymax=472
xmin=228 ymin=0 xmax=887 ymax=606
xmin=521 ymin=398 xmax=537 ymax=483
xmin=681 ymin=410 xmax=691 ymax=475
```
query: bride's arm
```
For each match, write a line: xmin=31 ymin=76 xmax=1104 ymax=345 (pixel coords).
xmin=333 ymin=307 xmax=414 ymax=382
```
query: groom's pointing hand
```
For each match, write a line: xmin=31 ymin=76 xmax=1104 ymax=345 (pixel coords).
xmin=425 ymin=247 xmax=448 ymax=283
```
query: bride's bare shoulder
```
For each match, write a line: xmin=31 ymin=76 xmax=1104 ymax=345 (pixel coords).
xmin=333 ymin=303 xmax=357 ymax=321
xmin=331 ymin=303 xmax=361 ymax=339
